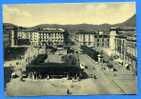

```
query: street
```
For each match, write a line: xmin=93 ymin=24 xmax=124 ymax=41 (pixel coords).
xmin=79 ymin=54 xmax=136 ymax=94
xmin=80 ymin=54 xmax=125 ymax=94
xmin=4 ymin=40 xmax=136 ymax=95
xmin=5 ymin=52 xmax=136 ymax=96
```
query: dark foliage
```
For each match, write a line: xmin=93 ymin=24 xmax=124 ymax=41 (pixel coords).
xmin=81 ymin=46 xmax=99 ymax=61
xmin=30 ymin=54 xmax=48 ymax=65
xmin=4 ymin=47 xmax=27 ymax=61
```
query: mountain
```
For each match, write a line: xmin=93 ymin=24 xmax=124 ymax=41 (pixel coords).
xmin=3 ymin=14 xmax=135 ymax=33
xmin=115 ymin=14 xmax=136 ymax=27
xmin=30 ymin=14 xmax=136 ymax=32
xmin=32 ymin=23 xmax=111 ymax=34
xmin=3 ymin=23 xmax=17 ymax=30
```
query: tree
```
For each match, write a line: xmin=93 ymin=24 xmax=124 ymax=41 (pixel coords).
xmin=64 ymin=53 xmax=78 ymax=65
xmin=64 ymin=30 xmax=70 ymax=45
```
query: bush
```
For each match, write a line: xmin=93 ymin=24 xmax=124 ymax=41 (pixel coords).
xmin=31 ymin=54 xmax=48 ymax=64
xmin=107 ymin=62 xmax=113 ymax=68
xmin=110 ymin=54 xmax=119 ymax=60
xmin=81 ymin=46 xmax=99 ymax=61
xmin=4 ymin=47 xmax=27 ymax=60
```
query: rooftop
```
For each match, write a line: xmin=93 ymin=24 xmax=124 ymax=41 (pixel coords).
xmin=17 ymin=28 xmax=65 ymax=32
xmin=76 ymin=31 xmax=109 ymax=35
xmin=110 ymin=26 xmax=136 ymax=31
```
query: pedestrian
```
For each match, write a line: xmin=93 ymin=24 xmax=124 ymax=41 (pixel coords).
xmin=66 ymin=89 xmax=71 ymax=95
xmin=93 ymin=74 xmax=97 ymax=79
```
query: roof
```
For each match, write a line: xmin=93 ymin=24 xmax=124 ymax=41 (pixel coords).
xmin=17 ymin=28 xmax=65 ymax=33
xmin=110 ymin=26 xmax=136 ymax=31
xmin=76 ymin=31 xmax=96 ymax=34
xmin=76 ymin=31 xmax=109 ymax=35
xmin=116 ymin=30 xmax=136 ymax=38
xmin=119 ymin=26 xmax=136 ymax=31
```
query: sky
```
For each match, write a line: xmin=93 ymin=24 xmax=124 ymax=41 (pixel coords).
xmin=3 ymin=2 xmax=136 ymax=27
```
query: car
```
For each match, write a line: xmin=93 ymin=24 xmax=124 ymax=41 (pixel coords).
xmin=93 ymin=75 xmax=97 ymax=79
xmin=80 ymin=64 xmax=85 ymax=69
xmin=11 ymin=72 xmax=19 ymax=78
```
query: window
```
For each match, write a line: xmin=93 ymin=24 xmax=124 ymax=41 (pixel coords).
xmin=49 ymin=33 xmax=51 ymax=37
xmin=97 ymin=43 xmax=99 ymax=47
xmin=102 ymin=38 xmax=104 ymax=42
xmin=102 ymin=43 xmax=104 ymax=47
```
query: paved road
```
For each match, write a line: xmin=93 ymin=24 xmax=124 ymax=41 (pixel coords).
xmin=79 ymin=54 xmax=127 ymax=94
xmin=5 ymin=42 xmax=136 ymax=95
xmin=73 ymin=40 xmax=136 ymax=94
xmin=6 ymin=54 xmax=127 ymax=96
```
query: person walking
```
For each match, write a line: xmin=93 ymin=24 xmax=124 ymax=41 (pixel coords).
xmin=66 ymin=89 xmax=70 ymax=95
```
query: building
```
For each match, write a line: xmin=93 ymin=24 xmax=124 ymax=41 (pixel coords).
xmin=17 ymin=29 xmax=31 ymax=45
xmin=109 ymin=27 xmax=117 ymax=51
xmin=3 ymin=28 xmax=11 ymax=48
xmin=112 ymin=27 xmax=136 ymax=74
xmin=15 ymin=27 xmax=65 ymax=47
xmin=75 ymin=31 xmax=95 ymax=46
xmin=115 ymin=33 xmax=127 ymax=64
xmin=126 ymin=34 xmax=137 ymax=74
xmin=3 ymin=25 xmax=18 ymax=47
xmin=37 ymin=28 xmax=64 ymax=47
xmin=75 ymin=30 xmax=109 ymax=48
xmin=76 ymin=27 xmax=137 ymax=74
xmin=95 ymin=31 xmax=109 ymax=48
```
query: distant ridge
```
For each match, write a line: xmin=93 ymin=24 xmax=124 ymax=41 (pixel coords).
xmin=3 ymin=14 xmax=136 ymax=33
xmin=115 ymin=14 xmax=136 ymax=27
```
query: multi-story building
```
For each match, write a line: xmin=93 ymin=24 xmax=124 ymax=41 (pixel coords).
xmin=95 ymin=31 xmax=109 ymax=48
xmin=115 ymin=33 xmax=127 ymax=64
xmin=15 ymin=28 xmax=65 ymax=47
xmin=3 ymin=25 xmax=18 ymax=47
xmin=76 ymin=27 xmax=137 ymax=74
xmin=17 ymin=29 xmax=31 ymax=45
xmin=75 ymin=30 xmax=109 ymax=48
xmin=113 ymin=27 xmax=136 ymax=74
xmin=126 ymin=34 xmax=136 ymax=74
xmin=75 ymin=31 xmax=95 ymax=46
xmin=109 ymin=27 xmax=117 ymax=51
xmin=3 ymin=27 xmax=11 ymax=47
xmin=38 ymin=28 xmax=64 ymax=47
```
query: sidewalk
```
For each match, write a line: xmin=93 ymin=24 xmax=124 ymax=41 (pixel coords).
xmin=103 ymin=70 xmax=136 ymax=94
xmin=84 ymin=54 xmax=127 ymax=94
xmin=86 ymin=54 xmax=136 ymax=94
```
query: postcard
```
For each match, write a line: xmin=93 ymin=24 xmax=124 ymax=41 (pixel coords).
xmin=3 ymin=2 xmax=136 ymax=96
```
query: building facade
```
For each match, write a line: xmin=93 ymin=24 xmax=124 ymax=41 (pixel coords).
xmin=76 ymin=27 xmax=137 ymax=74
xmin=38 ymin=28 xmax=64 ymax=47
xmin=109 ymin=27 xmax=117 ymax=51
xmin=3 ymin=25 xmax=18 ymax=47
xmin=115 ymin=34 xmax=127 ymax=64
xmin=15 ymin=28 xmax=65 ymax=47
xmin=112 ymin=27 xmax=136 ymax=74
xmin=125 ymin=35 xmax=136 ymax=74
xmin=75 ymin=31 xmax=109 ymax=48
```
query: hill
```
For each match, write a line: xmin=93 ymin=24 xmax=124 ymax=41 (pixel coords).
xmin=3 ymin=14 xmax=136 ymax=34
xmin=115 ymin=14 xmax=136 ymax=27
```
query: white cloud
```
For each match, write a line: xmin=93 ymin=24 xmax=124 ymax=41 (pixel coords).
xmin=2 ymin=3 xmax=136 ymax=26
xmin=3 ymin=5 xmax=32 ymax=25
